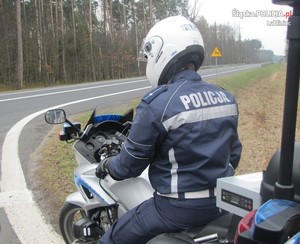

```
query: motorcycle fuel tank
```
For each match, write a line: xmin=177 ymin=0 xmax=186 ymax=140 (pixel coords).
xmin=100 ymin=168 xmax=154 ymax=215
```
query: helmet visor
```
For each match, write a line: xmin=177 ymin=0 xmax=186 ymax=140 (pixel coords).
xmin=137 ymin=38 xmax=148 ymax=62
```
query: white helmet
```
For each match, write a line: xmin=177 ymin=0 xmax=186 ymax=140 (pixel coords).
xmin=138 ymin=15 xmax=204 ymax=87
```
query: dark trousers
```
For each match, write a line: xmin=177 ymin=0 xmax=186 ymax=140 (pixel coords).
xmin=99 ymin=194 xmax=223 ymax=244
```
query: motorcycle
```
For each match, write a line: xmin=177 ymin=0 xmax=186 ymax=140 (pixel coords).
xmin=45 ymin=107 xmax=242 ymax=244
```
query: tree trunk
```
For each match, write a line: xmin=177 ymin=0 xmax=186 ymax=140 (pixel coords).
xmin=142 ymin=0 xmax=147 ymax=36
xmin=71 ymin=0 xmax=79 ymax=82
xmin=55 ymin=0 xmax=59 ymax=79
xmin=133 ymin=0 xmax=141 ymax=76
xmin=149 ymin=0 xmax=153 ymax=27
xmin=16 ymin=0 xmax=23 ymax=89
xmin=89 ymin=1 xmax=96 ymax=81
xmin=109 ymin=0 xmax=114 ymax=78
xmin=34 ymin=0 xmax=42 ymax=79
xmin=39 ymin=0 xmax=50 ymax=83
xmin=60 ymin=0 xmax=66 ymax=81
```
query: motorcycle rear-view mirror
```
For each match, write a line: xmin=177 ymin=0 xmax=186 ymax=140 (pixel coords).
xmin=45 ymin=109 xmax=66 ymax=124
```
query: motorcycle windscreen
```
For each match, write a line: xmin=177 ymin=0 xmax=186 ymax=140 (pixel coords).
xmin=94 ymin=108 xmax=134 ymax=124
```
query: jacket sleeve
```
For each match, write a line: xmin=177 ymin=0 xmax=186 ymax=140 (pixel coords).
xmin=107 ymin=102 xmax=166 ymax=180
xmin=230 ymin=131 xmax=242 ymax=169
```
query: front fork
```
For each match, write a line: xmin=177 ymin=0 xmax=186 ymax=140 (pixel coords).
xmin=66 ymin=191 xmax=118 ymax=240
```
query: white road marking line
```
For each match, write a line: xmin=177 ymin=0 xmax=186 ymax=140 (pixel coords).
xmin=0 ymin=79 xmax=148 ymax=103
xmin=0 ymin=64 xmax=260 ymax=103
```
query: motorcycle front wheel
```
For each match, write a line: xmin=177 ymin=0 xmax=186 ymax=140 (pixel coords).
xmin=59 ymin=202 xmax=87 ymax=244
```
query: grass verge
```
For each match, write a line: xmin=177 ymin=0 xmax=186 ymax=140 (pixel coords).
xmin=213 ymin=64 xmax=283 ymax=93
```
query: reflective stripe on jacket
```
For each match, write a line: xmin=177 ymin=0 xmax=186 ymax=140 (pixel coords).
xmin=108 ymin=69 xmax=242 ymax=194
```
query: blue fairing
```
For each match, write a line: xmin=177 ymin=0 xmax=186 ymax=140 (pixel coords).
xmin=286 ymin=232 xmax=300 ymax=243
xmin=74 ymin=173 xmax=107 ymax=204
xmin=94 ymin=114 xmax=123 ymax=124
xmin=255 ymin=199 xmax=300 ymax=224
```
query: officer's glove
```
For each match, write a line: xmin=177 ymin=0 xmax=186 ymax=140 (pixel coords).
xmin=95 ymin=158 xmax=110 ymax=179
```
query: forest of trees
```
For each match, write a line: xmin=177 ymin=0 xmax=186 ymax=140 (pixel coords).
xmin=0 ymin=0 xmax=276 ymax=89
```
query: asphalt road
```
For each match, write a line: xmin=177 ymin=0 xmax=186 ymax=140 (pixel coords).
xmin=0 ymin=64 xmax=260 ymax=243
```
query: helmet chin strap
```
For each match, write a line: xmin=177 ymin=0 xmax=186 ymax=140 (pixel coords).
xmin=166 ymin=62 xmax=178 ymax=84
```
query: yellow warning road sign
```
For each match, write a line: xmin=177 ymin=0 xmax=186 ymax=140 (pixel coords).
xmin=211 ymin=47 xmax=222 ymax=57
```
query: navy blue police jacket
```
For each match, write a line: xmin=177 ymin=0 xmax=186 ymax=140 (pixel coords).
xmin=107 ymin=69 xmax=242 ymax=194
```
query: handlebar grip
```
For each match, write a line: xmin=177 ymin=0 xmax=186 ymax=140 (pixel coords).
xmin=115 ymin=132 xmax=127 ymax=142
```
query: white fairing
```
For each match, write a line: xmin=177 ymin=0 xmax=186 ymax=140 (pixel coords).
xmin=101 ymin=168 xmax=154 ymax=215
xmin=72 ymin=129 xmax=154 ymax=218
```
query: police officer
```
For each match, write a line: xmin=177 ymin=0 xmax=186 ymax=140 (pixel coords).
xmin=96 ymin=15 xmax=242 ymax=244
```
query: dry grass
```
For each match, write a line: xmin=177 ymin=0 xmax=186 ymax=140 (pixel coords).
xmin=31 ymin=127 xmax=77 ymax=232
xmin=235 ymin=64 xmax=299 ymax=174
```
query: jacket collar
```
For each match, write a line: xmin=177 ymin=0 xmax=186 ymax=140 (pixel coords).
xmin=169 ymin=70 xmax=202 ymax=84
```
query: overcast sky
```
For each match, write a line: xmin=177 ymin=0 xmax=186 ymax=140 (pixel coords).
xmin=190 ymin=0 xmax=293 ymax=55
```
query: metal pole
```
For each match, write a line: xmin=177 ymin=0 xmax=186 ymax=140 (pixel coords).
xmin=274 ymin=4 xmax=300 ymax=200
xmin=215 ymin=57 xmax=218 ymax=78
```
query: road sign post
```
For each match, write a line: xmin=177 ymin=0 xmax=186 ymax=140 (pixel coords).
xmin=211 ymin=47 xmax=222 ymax=78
